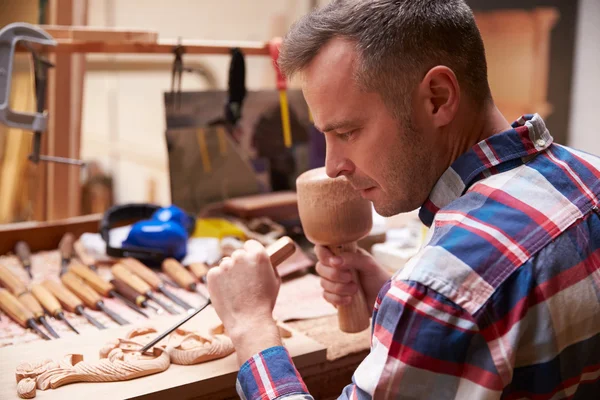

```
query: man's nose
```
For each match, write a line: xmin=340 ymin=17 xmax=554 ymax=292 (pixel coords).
xmin=325 ymin=140 xmax=354 ymax=178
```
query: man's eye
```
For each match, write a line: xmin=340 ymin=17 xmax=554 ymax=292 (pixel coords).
xmin=337 ymin=130 xmax=355 ymax=141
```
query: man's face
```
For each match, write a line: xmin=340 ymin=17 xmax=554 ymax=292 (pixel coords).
xmin=301 ymin=38 xmax=434 ymax=216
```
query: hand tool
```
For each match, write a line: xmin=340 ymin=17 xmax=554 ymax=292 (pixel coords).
xmin=14 ymin=241 xmax=33 ymax=279
xmin=61 ymin=272 xmax=130 ymax=326
xmin=139 ymin=236 xmax=296 ymax=354
xmin=58 ymin=233 xmax=75 ymax=276
xmin=42 ymin=280 xmax=106 ymax=330
xmin=120 ymin=257 xmax=195 ymax=311
xmin=73 ymin=240 xmax=97 ymax=271
xmin=0 ymin=288 xmax=51 ymax=340
xmin=0 ymin=265 xmax=60 ymax=338
xmin=69 ymin=261 xmax=149 ymax=318
xmin=31 ymin=283 xmax=79 ymax=334
xmin=187 ymin=262 xmax=209 ymax=283
xmin=162 ymin=258 xmax=208 ymax=301
xmin=111 ymin=264 xmax=180 ymax=315
xmin=110 ymin=279 xmax=161 ymax=314
xmin=296 ymin=167 xmax=372 ymax=333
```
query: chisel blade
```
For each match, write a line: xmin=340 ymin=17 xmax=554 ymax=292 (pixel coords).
xmin=111 ymin=291 xmax=149 ymax=319
xmin=27 ymin=319 xmax=51 ymax=340
xmin=146 ymin=292 xmax=179 ymax=315
xmin=158 ymin=286 xmax=195 ymax=311
xmin=39 ymin=316 xmax=60 ymax=338
xmin=97 ymin=302 xmax=129 ymax=326
xmin=77 ymin=306 xmax=106 ymax=330
xmin=57 ymin=312 xmax=79 ymax=334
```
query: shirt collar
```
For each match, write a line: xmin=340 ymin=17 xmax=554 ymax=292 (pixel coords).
xmin=418 ymin=113 xmax=554 ymax=227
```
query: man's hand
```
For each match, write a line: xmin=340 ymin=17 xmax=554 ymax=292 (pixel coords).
xmin=206 ymin=240 xmax=282 ymax=366
xmin=315 ymin=245 xmax=392 ymax=309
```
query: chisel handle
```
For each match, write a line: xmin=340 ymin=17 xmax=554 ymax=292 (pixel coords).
xmin=18 ymin=292 xmax=45 ymax=320
xmin=61 ymin=272 xmax=102 ymax=310
xmin=162 ymin=259 xmax=195 ymax=290
xmin=15 ymin=241 xmax=32 ymax=267
xmin=111 ymin=279 xmax=149 ymax=307
xmin=73 ymin=240 xmax=95 ymax=266
xmin=121 ymin=258 xmax=162 ymax=289
xmin=0 ymin=265 xmax=27 ymax=296
xmin=31 ymin=283 xmax=63 ymax=316
xmin=0 ymin=288 xmax=32 ymax=328
xmin=70 ymin=261 xmax=113 ymax=297
xmin=42 ymin=280 xmax=83 ymax=313
xmin=188 ymin=262 xmax=209 ymax=280
xmin=111 ymin=264 xmax=152 ymax=295
xmin=59 ymin=233 xmax=75 ymax=260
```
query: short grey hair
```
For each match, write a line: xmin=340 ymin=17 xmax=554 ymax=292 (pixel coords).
xmin=279 ymin=0 xmax=492 ymax=117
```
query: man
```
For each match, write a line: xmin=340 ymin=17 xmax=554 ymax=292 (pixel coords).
xmin=206 ymin=0 xmax=600 ymax=399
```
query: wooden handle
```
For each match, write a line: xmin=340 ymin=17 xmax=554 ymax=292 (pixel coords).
xmin=15 ymin=241 xmax=32 ymax=267
xmin=18 ymin=292 xmax=45 ymax=319
xmin=42 ymin=280 xmax=82 ymax=313
xmin=59 ymin=233 xmax=75 ymax=260
xmin=121 ymin=258 xmax=162 ymax=289
xmin=0 ymin=288 xmax=33 ymax=327
xmin=110 ymin=279 xmax=147 ymax=307
xmin=162 ymin=259 xmax=196 ymax=290
xmin=329 ymin=242 xmax=371 ymax=333
xmin=69 ymin=260 xmax=113 ymax=297
xmin=0 ymin=265 xmax=27 ymax=296
xmin=73 ymin=240 xmax=95 ymax=266
xmin=61 ymin=272 xmax=101 ymax=310
xmin=111 ymin=264 xmax=152 ymax=295
xmin=31 ymin=283 xmax=62 ymax=316
xmin=188 ymin=262 xmax=209 ymax=280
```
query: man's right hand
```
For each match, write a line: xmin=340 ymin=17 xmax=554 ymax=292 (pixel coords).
xmin=314 ymin=245 xmax=392 ymax=310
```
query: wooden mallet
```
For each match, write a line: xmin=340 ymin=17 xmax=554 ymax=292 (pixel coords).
xmin=296 ymin=167 xmax=372 ymax=333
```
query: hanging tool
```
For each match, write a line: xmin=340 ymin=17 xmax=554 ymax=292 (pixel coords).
xmin=73 ymin=241 xmax=97 ymax=271
xmin=31 ymin=283 xmax=79 ymax=334
xmin=140 ymin=236 xmax=296 ymax=354
xmin=69 ymin=261 xmax=149 ymax=319
xmin=268 ymin=38 xmax=292 ymax=148
xmin=14 ymin=241 xmax=33 ymax=279
xmin=110 ymin=279 xmax=161 ymax=314
xmin=61 ymin=272 xmax=130 ymax=326
xmin=0 ymin=288 xmax=51 ymax=340
xmin=120 ymin=258 xmax=195 ymax=311
xmin=162 ymin=258 xmax=207 ymax=301
xmin=42 ymin=280 xmax=106 ymax=330
xmin=111 ymin=264 xmax=180 ymax=315
xmin=170 ymin=43 xmax=184 ymax=111
xmin=0 ymin=265 xmax=60 ymax=338
xmin=59 ymin=233 xmax=75 ymax=276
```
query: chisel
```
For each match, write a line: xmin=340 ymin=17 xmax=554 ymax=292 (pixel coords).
xmin=110 ymin=278 xmax=161 ymax=314
xmin=111 ymin=264 xmax=180 ymax=315
xmin=61 ymin=272 xmax=130 ymax=326
xmin=69 ymin=261 xmax=149 ymax=318
xmin=73 ymin=240 xmax=97 ymax=271
xmin=140 ymin=236 xmax=296 ymax=353
xmin=0 ymin=265 xmax=60 ymax=338
xmin=187 ymin=262 xmax=209 ymax=283
xmin=31 ymin=283 xmax=79 ymax=334
xmin=42 ymin=280 xmax=106 ymax=330
xmin=58 ymin=233 xmax=75 ymax=276
xmin=14 ymin=241 xmax=33 ymax=279
xmin=162 ymin=258 xmax=208 ymax=301
xmin=0 ymin=288 xmax=51 ymax=340
xmin=120 ymin=258 xmax=195 ymax=311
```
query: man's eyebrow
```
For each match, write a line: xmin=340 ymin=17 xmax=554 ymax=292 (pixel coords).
xmin=316 ymin=120 xmax=361 ymax=133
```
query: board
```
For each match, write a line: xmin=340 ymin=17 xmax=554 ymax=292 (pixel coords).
xmin=0 ymin=306 xmax=326 ymax=400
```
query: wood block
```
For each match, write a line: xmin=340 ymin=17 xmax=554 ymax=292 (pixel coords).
xmin=222 ymin=191 xmax=298 ymax=221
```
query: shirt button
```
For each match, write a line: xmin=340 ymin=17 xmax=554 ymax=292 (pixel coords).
xmin=536 ymin=139 xmax=546 ymax=147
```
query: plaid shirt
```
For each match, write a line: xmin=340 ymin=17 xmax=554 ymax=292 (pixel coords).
xmin=236 ymin=114 xmax=600 ymax=400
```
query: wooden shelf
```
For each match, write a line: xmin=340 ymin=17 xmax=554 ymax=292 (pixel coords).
xmin=18 ymin=39 xmax=272 ymax=56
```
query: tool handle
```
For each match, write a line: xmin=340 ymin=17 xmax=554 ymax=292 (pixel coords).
xmin=59 ymin=233 xmax=75 ymax=260
xmin=188 ymin=262 xmax=209 ymax=280
xmin=121 ymin=258 xmax=162 ymax=289
xmin=42 ymin=279 xmax=82 ymax=313
xmin=0 ymin=265 xmax=27 ymax=296
xmin=111 ymin=264 xmax=152 ymax=295
xmin=0 ymin=288 xmax=33 ymax=328
xmin=110 ymin=279 xmax=148 ymax=307
xmin=70 ymin=260 xmax=113 ymax=297
xmin=61 ymin=272 xmax=101 ymax=310
xmin=329 ymin=242 xmax=371 ymax=333
xmin=73 ymin=240 xmax=96 ymax=267
xmin=162 ymin=259 xmax=195 ymax=290
xmin=31 ymin=283 xmax=62 ymax=316
xmin=267 ymin=236 xmax=296 ymax=266
xmin=18 ymin=292 xmax=45 ymax=319
xmin=15 ymin=241 xmax=32 ymax=267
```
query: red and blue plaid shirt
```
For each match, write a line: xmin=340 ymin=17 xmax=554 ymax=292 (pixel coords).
xmin=236 ymin=114 xmax=600 ymax=399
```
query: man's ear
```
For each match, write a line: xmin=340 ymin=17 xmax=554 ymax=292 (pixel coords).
xmin=417 ymin=66 xmax=460 ymax=127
